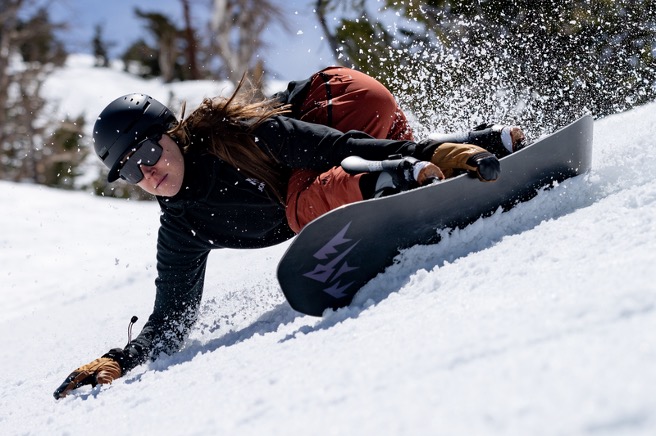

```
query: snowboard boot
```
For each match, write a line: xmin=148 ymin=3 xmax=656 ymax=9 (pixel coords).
xmin=425 ymin=124 xmax=526 ymax=158
xmin=369 ymin=156 xmax=423 ymax=198
xmin=343 ymin=155 xmax=442 ymax=198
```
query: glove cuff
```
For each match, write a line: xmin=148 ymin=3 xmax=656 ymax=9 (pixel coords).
xmin=103 ymin=344 xmax=143 ymax=374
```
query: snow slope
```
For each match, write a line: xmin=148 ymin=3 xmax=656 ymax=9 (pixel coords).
xmin=1 ymin=56 xmax=656 ymax=435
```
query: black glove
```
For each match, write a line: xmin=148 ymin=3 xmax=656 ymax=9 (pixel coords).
xmin=466 ymin=151 xmax=501 ymax=182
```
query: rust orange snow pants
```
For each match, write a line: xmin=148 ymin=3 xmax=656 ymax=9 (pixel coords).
xmin=285 ymin=66 xmax=414 ymax=233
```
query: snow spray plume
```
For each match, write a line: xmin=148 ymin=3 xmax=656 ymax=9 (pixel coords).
xmin=344 ymin=0 xmax=656 ymax=141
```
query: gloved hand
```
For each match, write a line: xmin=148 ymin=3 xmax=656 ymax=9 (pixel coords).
xmin=428 ymin=142 xmax=501 ymax=181
xmin=53 ymin=355 xmax=122 ymax=400
xmin=465 ymin=152 xmax=501 ymax=182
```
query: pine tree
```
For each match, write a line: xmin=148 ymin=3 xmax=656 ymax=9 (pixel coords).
xmin=317 ymin=0 xmax=656 ymax=137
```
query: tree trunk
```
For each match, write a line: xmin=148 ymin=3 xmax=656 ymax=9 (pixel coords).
xmin=180 ymin=0 xmax=200 ymax=80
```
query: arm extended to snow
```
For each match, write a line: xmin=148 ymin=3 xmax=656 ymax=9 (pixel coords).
xmin=53 ymin=224 xmax=208 ymax=399
xmin=116 ymin=215 xmax=210 ymax=373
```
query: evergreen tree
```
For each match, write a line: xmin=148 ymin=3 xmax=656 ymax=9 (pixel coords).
xmin=317 ymin=0 xmax=656 ymax=137
xmin=121 ymin=39 xmax=161 ymax=77
xmin=0 ymin=3 xmax=75 ymax=185
xmin=92 ymin=24 xmax=111 ymax=68
xmin=42 ymin=116 xmax=87 ymax=189
xmin=134 ymin=9 xmax=182 ymax=83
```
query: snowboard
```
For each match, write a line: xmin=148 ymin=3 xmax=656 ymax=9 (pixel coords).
xmin=277 ymin=115 xmax=594 ymax=316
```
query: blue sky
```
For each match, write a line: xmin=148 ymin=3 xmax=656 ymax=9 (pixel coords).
xmin=49 ymin=0 xmax=332 ymax=81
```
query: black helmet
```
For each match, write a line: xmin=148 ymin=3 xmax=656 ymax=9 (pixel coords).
xmin=93 ymin=93 xmax=176 ymax=182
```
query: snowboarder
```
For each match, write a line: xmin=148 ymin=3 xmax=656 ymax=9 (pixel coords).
xmin=53 ymin=66 xmax=525 ymax=399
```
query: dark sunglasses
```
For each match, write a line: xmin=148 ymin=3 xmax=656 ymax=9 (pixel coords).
xmin=118 ymin=135 xmax=164 ymax=184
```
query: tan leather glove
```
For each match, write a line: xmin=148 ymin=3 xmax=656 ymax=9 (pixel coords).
xmin=53 ymin=356 xmax=122 ymax=399
xmin=430 ymin=142 xmax=501 ymax=181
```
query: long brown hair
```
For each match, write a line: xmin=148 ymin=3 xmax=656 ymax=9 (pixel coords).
xmin=169 ymin=79 xmax=291 ymax=202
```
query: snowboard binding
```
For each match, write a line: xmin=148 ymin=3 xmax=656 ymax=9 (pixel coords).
xmin=341 ymin=155 xmax=441 ymax=197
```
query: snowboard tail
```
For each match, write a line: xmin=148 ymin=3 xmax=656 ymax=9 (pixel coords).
xmin=278 ymin=115 xmax=594 ymax=316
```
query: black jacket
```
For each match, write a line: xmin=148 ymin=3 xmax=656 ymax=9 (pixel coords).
xmin=119 ymin=115 xmax=428 ymax=370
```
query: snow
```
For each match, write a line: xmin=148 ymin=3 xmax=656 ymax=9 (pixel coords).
xmin=2 ymin=55 xmax=656 ymax=435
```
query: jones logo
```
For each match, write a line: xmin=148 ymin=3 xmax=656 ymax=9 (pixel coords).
xmin=303 ymin=222 xmax=360 ymax=299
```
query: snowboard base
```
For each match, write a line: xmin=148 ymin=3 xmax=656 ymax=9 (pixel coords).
xmin=277 ymin=115 xmax=594 ymax=316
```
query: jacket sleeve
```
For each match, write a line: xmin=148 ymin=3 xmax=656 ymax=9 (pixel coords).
xmin=255 ymin=116 xmax=421 ymax=170
xmin=118 ymin=211 xmax=211 ymax=372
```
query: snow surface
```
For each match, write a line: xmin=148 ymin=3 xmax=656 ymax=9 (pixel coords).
xmin=1 ymin=55 xmax=656 ymax=435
